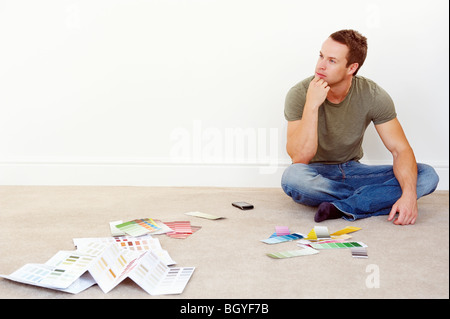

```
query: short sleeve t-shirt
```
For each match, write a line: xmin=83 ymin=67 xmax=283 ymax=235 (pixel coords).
xmin=284 ymin=75 xmax=396 ymax=164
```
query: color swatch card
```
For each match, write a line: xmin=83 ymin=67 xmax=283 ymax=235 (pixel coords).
xmin=78 ymin=241 xmax=195 ymax=295
xmin=73 ymin=236 xmax=176 ymax=266
xmin=2 ymin=239 xmax=195 ymax=296
xmin=304 ymin=226 xmax=331 ymax=241
xmin=128 ymin=251 xmax=195 ymax=295
xmin=261 ymin=233 xmax=304 ymax=244
xmin=110 ymin=220 xmax=126 ymax=236
xmin=74 ymin=235 xmax=159 ymax=251
xmin=0 ymin=263 xmax=96 ymax=294
xmin=0 ymin=248 xmax=100 ymax=294
xmin=275 ymin=226 xmax=290 ymax=236
xmin=165 ymin=221 xmax=192 ymax=234
xmin=330 ymin=226 xmax=362 ymax=236
xmin=267 ymin=246 xmax=319 ymax=259
xmin=110 ymin=234 xmax=175 ymax=263
xmin=164 ymin=221 xmax=201 ymax=239
xmin=303 ymin=226 xmax=362 ymax=241
xmin=150 ymin=220 xmax=175 ymax=235
xmin=115 ymin=218 xmax=161 ymax=237
xmin=350 ymin=247 xmax=368 ymax=258
xmin=309 ymin=241 xmax=367 ymax=250
xmin=43 ymin=250 xmax=97 ymax=288
xmin=185 ymin=211 xmax=225 ymax=220
xmin=87 ymin=243 xmax=143 ymax=293
xmin=76 ymin=241 xmax=110 ymax=257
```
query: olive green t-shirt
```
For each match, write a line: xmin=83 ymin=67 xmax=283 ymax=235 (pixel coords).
xmin=284 ymin=75 xmax=397 ymax=164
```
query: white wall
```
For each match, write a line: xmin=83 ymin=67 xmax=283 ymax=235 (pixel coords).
xmin=0 ymin=0 xmax=448 ymax=189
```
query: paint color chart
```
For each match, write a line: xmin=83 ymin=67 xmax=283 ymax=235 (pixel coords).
xmin=73 ymin=235 xmax=176 ymax=265
xmin=112 ymin=236 xmax=175 ymax=265
xmin=261 ymin=233 xmax=304 ymax=244
xmin=330 ymin=226 xmax=362 ymax=236
xmin=43 ymin=251 xmax=96 ymax=288
xmin=88 ymin=244 xmax=142 ymax=293
xmin=165 ymin=221 xmax=201 ymax=239
xmin=83 ymin=242 xmax=195 ymax=295
xmin=267 ymin=247 xmax=319 ymax=259
xmin=1 ymin=259 xmax=96 ymax=294
xmin=304 ymin=226 xmax=331 ymax=240
xmin=350 ymin=247 xmax=368 ymax=258
xmin=128 ymin=251 xmax=195 ymax=295
xmin=2 ymin=216 xmax=199 ymax=296
xmin=165 ymin=221 xmax=192 ymax=234
xmin=263 ymin=225 xmax=369 ymax=261
xmin=184 ymin=211 xmax=224 ymax=220
xmin=3 ymin=264 xmax=55 ymax=287
xmin=309 ymin=242 xmax=367 ymax=250
xmin=75 ymin=235 xmax=160 ymax=251
xmin=275 ymin=226 xmax=290 ymax=236
xmin=2 ymin=238 xmax=195 ymax=295
xmin=115 ymin=218 xmax=162 ymax=236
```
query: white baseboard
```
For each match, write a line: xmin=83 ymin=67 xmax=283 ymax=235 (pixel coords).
xmin=0 ymin=158 xmax=448 ymax=190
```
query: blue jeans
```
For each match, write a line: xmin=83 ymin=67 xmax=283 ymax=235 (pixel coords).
xmin=281 ymin=161 xmax=439 ymax=221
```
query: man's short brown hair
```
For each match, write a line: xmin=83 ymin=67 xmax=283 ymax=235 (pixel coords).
xmin=330 ymin=29 xmax=368 ymax=76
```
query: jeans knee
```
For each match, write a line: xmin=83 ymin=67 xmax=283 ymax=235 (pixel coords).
xmin=281 ymin=164 xmax=326 ymax=206
xmin=281 ymin=164 xmax=311 ymax=192
xmin=417 ymin=163 xmax=439 ymax=195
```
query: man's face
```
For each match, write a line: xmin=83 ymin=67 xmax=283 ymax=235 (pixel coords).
xmin=315 ymin=37 xmax=354 ymax=85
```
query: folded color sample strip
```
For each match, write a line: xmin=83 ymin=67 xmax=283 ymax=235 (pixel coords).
xmin=267 ymin=247 xmax=319 ymax=259
xmin=164 ymin=221 xmax=201 ymax=239
xmin=165 ymin=221 xmax=192 ymax=234
xmin=350 ymin=247 xmax=368 ymax=258
xmin=184 ymin=211 xmax=224 ymax=220
xmin=74 ymin=236 xmax=176 ymax=266
xmin=43 ymin=250 xmax=97 ymax=288
xmin=304 ymin=226 xmax=331 ymax=240
xmin=275 ymin=226 xmax=290 ymax=236
xmin=309 ymin=242 xmax=367 ymax=250
xmin=79 ymin=243 xmax=142 ymax=293
xmin=128 ymin=251 xmax=195 ymax=295
xmin=2 ymin=239 xmax=195 ymax=296
xmin=261 ymin=233 xmax=304 ymax=244
xmin=330 ymin=226 xmax=362 ymax=236
xmin=0 ymin=246 xmax=105 ymax=294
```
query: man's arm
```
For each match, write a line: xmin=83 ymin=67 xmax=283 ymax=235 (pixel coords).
xmin=286 ymin=77 xmax=329 ymax=164
xmin=375 ymin=118 xmax=418 ymax=225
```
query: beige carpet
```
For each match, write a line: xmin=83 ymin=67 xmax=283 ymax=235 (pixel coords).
xmin=0 ymin=186 xmax=448 ymax=299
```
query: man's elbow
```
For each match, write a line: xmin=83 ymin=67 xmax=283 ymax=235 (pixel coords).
xmin=291 ymin=156 xmax=312 ymax=165
xmin=286 ymin=143 xmax=316 ymax=164
xmin=390 ymin=144 xmax=415 ymax=162
xmin=288 ymin=150 xmax=314 ymax=164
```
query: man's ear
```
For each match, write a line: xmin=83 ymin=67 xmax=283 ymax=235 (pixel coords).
xmin=348 ymin=63 xmax=359 ymax=75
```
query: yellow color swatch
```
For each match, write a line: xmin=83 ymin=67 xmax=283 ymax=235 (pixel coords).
xmin=304 ymin=228 xmax=317 ymax=240
xmin=330 ymin=226 xmax=361 ymax=236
